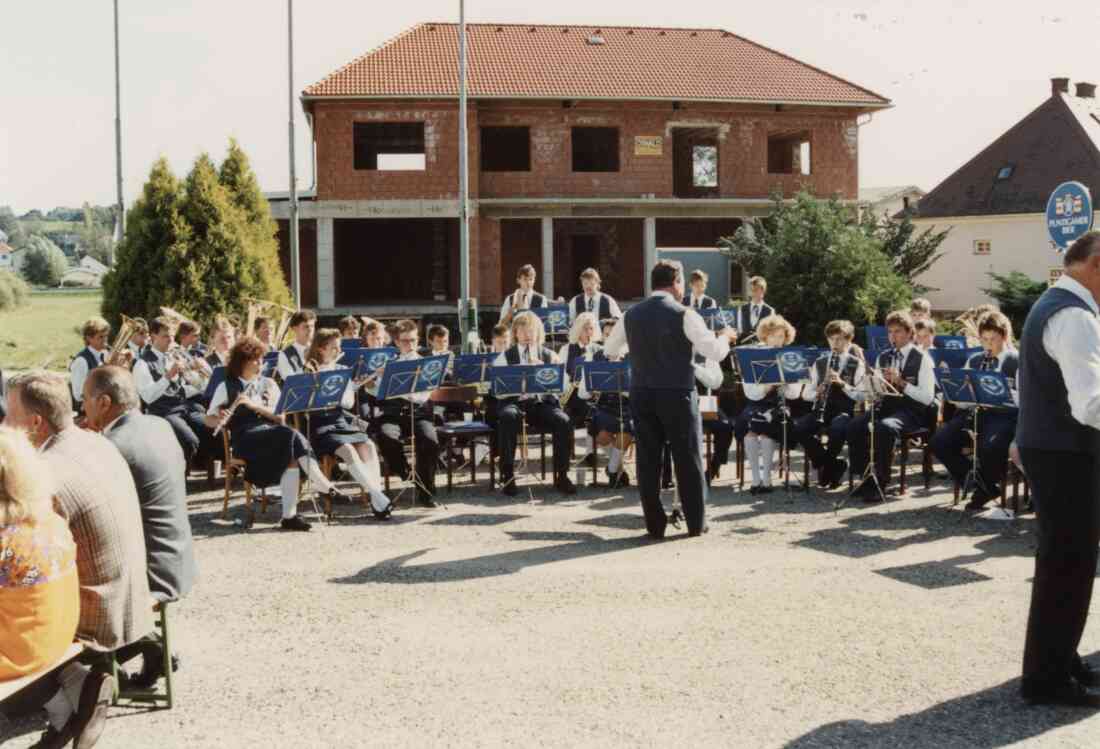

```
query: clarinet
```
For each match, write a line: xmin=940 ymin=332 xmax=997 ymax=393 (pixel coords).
xmin=813 ymin=351 xmax=840 ymax=424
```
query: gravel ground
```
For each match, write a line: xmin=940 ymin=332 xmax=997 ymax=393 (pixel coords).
xmin=3 ymin=457 xmax=1099 ymax=748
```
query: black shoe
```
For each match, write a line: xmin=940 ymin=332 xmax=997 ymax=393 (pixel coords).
xmin=500 ymin=475 xmax=518 ymax=496
xmin=606 ymin=469 xmax=630 ymax=489
xmin=1022 ymin=677 xmax=1100 ymax=707
xmin=759 ymin=485 xmax=774 ymax=495
xmin=131 ymin=642 xmax=180 ymax=688
xmin=707 ymin=464 xmax=721 ymax=483
xmin=280 ymin=516 xmax=312 ymax=532
xmin=1074 ymin=655 xmax=1100 ymax=687
xmin=826 ymin=459 xmax=847 ymax=489
xmin=668 ymin=509 xmax=683 ymax=529
xmin=582 ymin=452 xmax=598 ymax=468
xmin=688 ymin=523 xmax=710 ymax=537
xmin=661 ymin=477 xmax=675 ymax=490
xmin=555 ymin=475 xmax=578 ymax=495
xmin=417 ymin=492 xmax=439 ymax=508
xmin=30 ymin=726 xmax=75 ymax=749
xmin=372 ymin=505 xmax=393 ymax=521
xmin=72 ymin=669 xmax=115 ymax=749
xmin=749 ymin=485 xmax=761 ymax=495
xmin=965 ymin=488 xmax=994 ymax=512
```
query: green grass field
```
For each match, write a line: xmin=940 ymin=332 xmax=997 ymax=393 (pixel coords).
xmin=0 ymin=290 xmax=104 ymax=371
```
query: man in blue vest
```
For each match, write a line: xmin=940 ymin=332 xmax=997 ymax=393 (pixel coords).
xmin=1017 ymin=230 xmax=1100 ymax=707
xmin=604 ymin=260 xmax=736 ymax=538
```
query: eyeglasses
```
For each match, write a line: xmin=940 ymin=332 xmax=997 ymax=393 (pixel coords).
xmin=399 ymin=337 xmax=417 ymax=344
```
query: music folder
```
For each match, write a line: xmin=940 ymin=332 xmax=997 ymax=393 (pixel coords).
xmin=274 ymin=369 xmax=353 ymax=415
xmin=376 ymin=355 xmax=450 ymax=401
xmin=489 ymin=364 xmax=566 ymax=397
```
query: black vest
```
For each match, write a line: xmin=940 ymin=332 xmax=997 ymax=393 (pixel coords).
xmin=565 ymin=343 xmax=605 ymax=379
xmin=572 ymin=294 xmax=612 ymax=321
xmin=224 ymin=378 xmax=271 ymax=436
xmin=624 ymin=295 xmax=696 ymax=390
xmin=140 ymin=348 xmax=187 ymax=416
xmin=1017 ymin=287 xmax=1100 ymax=453
xmin=683 ymin=294 xmax=716 ymax=310
xmin=739 ymin=302 xmax=775 ymax=335
xmin=282 ymin=344 xmax=304 ymax=375
xmin=966 ymin=350 xmax=1019 ymax=388
xmin=816 ymin=350 xmax=861 ymax=417
xmin=70 ymin=348 xmax=101 ymax=411
xmin=877 ymin=347 xmax=927 ymax=421
xmin=509 ymin=290 xmax=546 ymax=313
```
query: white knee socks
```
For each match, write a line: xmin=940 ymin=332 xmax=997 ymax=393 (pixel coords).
xmin=608 ymin=447 xmax=623 ymax=474
xmin=760 ymin=436 xmax=776 ymax=486
xmin=745 ymin=434 xmax=761 ymax=486
xmin=280 ymin=468 xmax=300 ymax=519
xmin=336 ymin=444 xmax=391 ymax=513
xmin=298 ymin=456 xmax=335 ymax=494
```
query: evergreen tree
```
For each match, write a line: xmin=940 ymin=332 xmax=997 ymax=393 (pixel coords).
xmin=721 ymin=192 xmax=911 ymax=345
xmin=218 ymin=138 xmax=292 ymax=306
xmin=982 ymin=271 xmax=1047 ymax=335
xmin=860 ymin=209 xmax=949 ymax=293
xmin=20 ymin=234 xmax=70 ymax=286
xmin=102 ymin=158 xmax=190 ymax=327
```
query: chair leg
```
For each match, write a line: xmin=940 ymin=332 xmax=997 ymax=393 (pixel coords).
xmin=737 ymin=438 xmax=744 ymax=490
xmin=222 ymin=473 xmax=231 ymax=520
xmin=922 ymin=445 xmax=933 ymax=491
xmin=897 ymin=439 xmax=909 ymax=496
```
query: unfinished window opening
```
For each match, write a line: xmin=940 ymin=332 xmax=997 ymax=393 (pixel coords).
xmin=673 ymin=128 xmax=720 ymax=198
xmin=480 ymin=126 xmax=531 ymax=172
xmin=353 ymin=122 xmax=426 ymax=171
xmin=692 ymin=146 xmax=718 ymax=187
xmin=767 ymin=131 xmax=811 ymax=175
xmin=572 ymin=127 xmax=620 ymax=172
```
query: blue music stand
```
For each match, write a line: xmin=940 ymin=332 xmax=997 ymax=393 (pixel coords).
xmin=340 ymin=346 xmax=398 ymax=376
xmin=453 ymin=353 xmax=498 ymax=386
xmin=376 ymin=355 xmax=449 ymax=401
xmin=274 ymin=369 xmax=353 ymax=415
xmin=935 ymin=368 xmax=977 ymax=407
xmin=699 ymin=307 xmax=738 ymax=331
xmin=532 ymin=305 xmax=571 ymax=337
xmin=489 ymin=364 xmax=566 ymax=398
xmin=930 ymin=347 xmax=983 ymax=371
xmin=581 ymin=360 xmax=632 ymax=394
xmin=865 ymin=325 xmax=889 ymax=350
xmin=339 ymin=338 xmax=361 ymax=353
xmin=204 ymin=366 xmax=227 ymax=404
xmin=934 ymin=335 xmax=968 ymax=351
xmin=735 ymin=347 xmax=818 ymax=385
xmin=970 ymin=370 xmax=1017 ymax=411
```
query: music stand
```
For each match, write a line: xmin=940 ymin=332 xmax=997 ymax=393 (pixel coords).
xmin=532 ymin=305 xmax=571 ymax=344
xmin=490 ymin=363 xmax=566 ymax=498
xmin=842 ymin=350 xmax=903 ymax=509
xmin=342 ymin=347 xmax=399 ymax=417
xmin=933 ymin=335 xmax=968 ymax=351
xmin=865 ymin=325 xmax=889 ymax=351
xmin=699 ymin=307 xmax=737 ymax=332
xmin=941 ymin=368 xmax=1016 ymax=510
xmin=581 ymin=360 xmax=632 ymax=486
xmin=376 ymin=355 xmax=450 ymax=507
xmin=929 ymin=347 xmax=984 ymax=371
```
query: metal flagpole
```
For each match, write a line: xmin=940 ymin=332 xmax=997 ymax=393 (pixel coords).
xmin=112 ymin=0 xmax=124 ymax=261
xmin=287 ymin=0 xmax=301 ymax=310
xmin=457 ymin=1 xmax=478 ymax=351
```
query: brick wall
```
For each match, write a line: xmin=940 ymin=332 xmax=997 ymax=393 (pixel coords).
xmin=309 ymin=98 xmax=859 ymax=202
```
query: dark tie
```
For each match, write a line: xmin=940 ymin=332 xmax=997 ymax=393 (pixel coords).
xmin=586 ymin=297 xmax=593 ymax=313
xmin=694 ymin=297 xmax=700 ymax=309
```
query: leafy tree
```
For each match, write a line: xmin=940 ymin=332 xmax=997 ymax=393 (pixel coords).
xmin=78 ymin=202 xmax=114 ymax=265
xmin=102 ymin=157 xmax=191 ymax=327
xmin=21 ymin=209 xmax=44 ymax=222
xmin=20 ymin=234 xmax=70 ymax=286
xmin=218 ymin=138 xmax=292 ymax=306
xmin=0 ymin=206 xmax=25 ymax=246
xmin=720 ymin=192 xmax=912 ymax=345
xmin=982 ymin=271 xmax=1047 ymax=335
xmin=0 ymin=269 xmax=30 ymax=311
xmin=860 ymin=209 xmax=949 ymax=293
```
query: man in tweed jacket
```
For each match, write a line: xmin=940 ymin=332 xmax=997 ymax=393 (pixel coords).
xmin=5 ymin=371 xmax=154 ymax=748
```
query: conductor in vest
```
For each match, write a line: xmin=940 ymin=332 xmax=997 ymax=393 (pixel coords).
xmin=604 ymin=260 xmax=737 ymax=538
xmin=1017 ymin=230 xmax=1100 ymax=707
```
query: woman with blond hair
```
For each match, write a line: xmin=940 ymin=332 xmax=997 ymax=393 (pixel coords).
xmin=734 ymin=314 xmax=801 ymax=494
xmin=0 ymin=426 xmax=80 ymax=681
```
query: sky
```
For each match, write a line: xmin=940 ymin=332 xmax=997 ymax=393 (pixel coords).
xmin=3 ymin=1 xmax=1099 ymax=213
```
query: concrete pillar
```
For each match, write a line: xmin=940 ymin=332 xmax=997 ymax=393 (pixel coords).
xmin=541 ymin=217 xmax=554 ymax=299
xmin=317 ymin=217 xmax=335 ymax=309
xmin=643 ymin=217 xmax=657 ymax=296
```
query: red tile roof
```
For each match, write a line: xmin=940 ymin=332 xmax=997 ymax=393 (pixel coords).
xmin=304 ymin=23 xmax=890 ymax=108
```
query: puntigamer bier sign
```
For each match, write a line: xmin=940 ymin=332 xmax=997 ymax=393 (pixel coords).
xmin=1046 ymin=181 xmax=1094 ymax=252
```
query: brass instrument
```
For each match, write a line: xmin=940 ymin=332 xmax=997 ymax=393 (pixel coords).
xmin=501 ymin=289 xmax=533 ymax=326
xmin=166 ymin=344 xmax=212 ymax=390
xmin=159 ymin=305 xmax=189 ymax=326
xmin=105 ymin=315 xmax=138 ymax=367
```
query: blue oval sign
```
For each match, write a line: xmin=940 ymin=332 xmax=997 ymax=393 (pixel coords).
xmin=1046 ymin=181 xmax=1094 ymax=252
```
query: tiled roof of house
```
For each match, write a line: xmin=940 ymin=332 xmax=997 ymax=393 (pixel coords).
xmin=917 ymin=91 xmax=1100 ymax=219
xmin=304 ymin=23 xmax=890 ymax=108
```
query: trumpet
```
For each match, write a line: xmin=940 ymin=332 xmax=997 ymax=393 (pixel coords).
xmin=166 ymin=344 xmax=212 ymax=389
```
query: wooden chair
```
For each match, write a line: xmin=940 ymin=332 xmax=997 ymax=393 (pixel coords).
xmin=437 ymin=421 xmax=496 ymax=492
xmin=221 ymin=430 xmax=255 ymax=527
xmin=109 ymin=602 xmax=175 ymax=710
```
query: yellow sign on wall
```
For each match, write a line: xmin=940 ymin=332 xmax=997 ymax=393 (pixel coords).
xmin=634 ymin=136 xmax=663 ymax=156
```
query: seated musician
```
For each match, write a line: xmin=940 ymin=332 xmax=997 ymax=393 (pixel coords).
xmin=303 ymin=329 xmax=393 ymax=519
xmin=737 ymin=276 xmax=775 ymax=337
xmin=205 ymin=316 xmax=236 ymax=369
xmin=499 ymin=264 xmax=547 ymax=324
xmin=493 ymin=311 xmax=577 ymax=496
xmin=359 ymin=317 xmax=389 ymax=348
xmin=127 ymin=317 xmax=150 ymax=362
xmin=930 ymin=310 xmax=1019 ymax=511
xmin=277 ymin=309 xmax=316 ymax=380
xmin=338 ymin=315 xmax=361 ymax=342
xmin=692 ymin=333 xmax=734 ymax=484
xmin=253 ymin=315 xmax=274 ymax=353
xmin=846 ymin=310 xmax=937 ymax=502
xmin=133 ymin=316 xmax=218 ymax=463
xmin=585 ymin=325 xmax=632 ymax=489
xmin=426 ymin=324 xmax=452 ymax=360
xmin=568 ymin=267 xmax=622 ymax=323
xmin=683 ymin=269 xmax=717 ymax=310
xmin=364 ymin=320 xmax=441 ymax=508
xmin=491 ymin=324 xmax=511 ymax=354
xmin=206 ymin=336 xmax=349 ymax=531
xmin=70 ymin=316 xmax=110 ymax=414
xmin=558 ymin=312 xmax=604 ymax=428
xmin=914 ymin=318 xmax=936 ymax=352
xmin=176 ymin=319 xmax=207 ymax=358
xmin=910 ymin=297 xmax=932 ymax=323
xmin=792 ymin=320 xmax=864 ymax=489
xmin=735 ymin=315 xmax=801 ymax=494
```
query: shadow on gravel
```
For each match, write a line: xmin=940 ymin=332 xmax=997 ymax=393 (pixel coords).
xmin=329 ymin=530 xmax=656 ymax=584
xmin=784 ymin=651 xmax=1100 ymax=748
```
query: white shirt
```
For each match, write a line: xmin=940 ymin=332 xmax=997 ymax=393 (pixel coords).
xmin=858 ymin=342 xmax=935 ymax=406
xmin=276 ymin=342 xmax=309 ymax=380
xmin=569 ymin=291 xmax=623 ymax=322
xmin=687 ymin=293 xmax=709 ymax=310
xmin=604 ymin=291 xmax=731 ymax=363
xmin=800 ymin=349 xmax=863 ymax=403
xmin=561 ymin=342 xmax=602 ymax=400
xmin=1041 ymin=274 xmax=1100 ymax=429
xmin=693 ymin=352 xmax=724 ymax=391
xmin=69 ymin=346 xmax=104 ymax=401
xmin=499 ymin=289 xmax=543 ymax=322
xmin=133 ymin=348 xmax=202 ymax=403
xmin=206 ymin=376 xmax=281 ymax=416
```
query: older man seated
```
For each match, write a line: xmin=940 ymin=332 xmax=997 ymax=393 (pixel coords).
xmin=83 ymin=366 xmax=197 ymax=687
xmin=4 ymin=370 xmax=154 ymax=749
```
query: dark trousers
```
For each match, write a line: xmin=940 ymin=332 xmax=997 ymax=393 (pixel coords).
xmin=156 ymin=406 xmax=217 ymax=464
xmin=496 ymin=400 xmax=572 ymax=477
xmin=1020 ymin=448 xmax=1100 ymax=688
xmin=703 ymin=410 xmax=734 ymax=470
xmin=846 ymin=409 xmax=921 ymax=487
xmin=631 ymin=388 xmax=705 ymax=536
xmin=377 ymin=411 xmax=439 ymax=494
xmin=931 ymin=410 xmax=1017 ymax=488
xmin=793 ymin=411 xmax=853 ymax=470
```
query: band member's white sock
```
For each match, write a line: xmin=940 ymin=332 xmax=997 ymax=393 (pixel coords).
xmin=760 ymin=437 xmax=777 ymax=486
xmin=608 ymin=447 xmax=623 ymax=473
xmin=745 ymin=434 xmax=762 ymax=486
xmin=280 ymin=468 xmax=300 ymax=519
xmin=336 ymin=445 xmax=391 ymax=512
xmin=298 ymin=456 xmax=336 ymax=494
